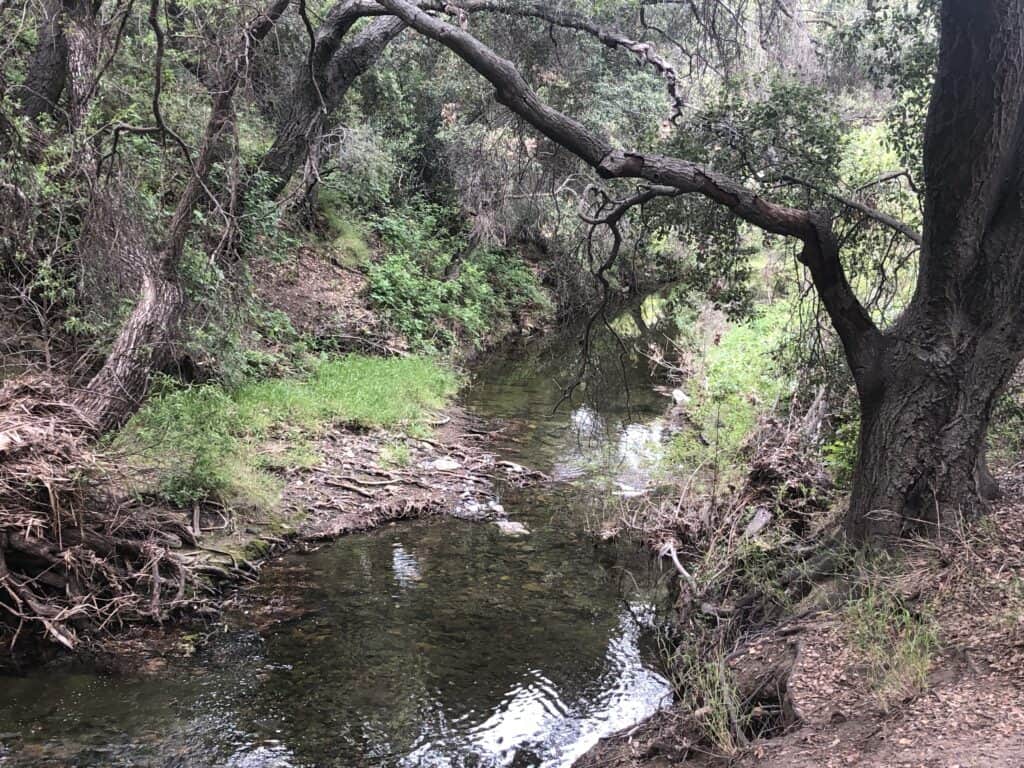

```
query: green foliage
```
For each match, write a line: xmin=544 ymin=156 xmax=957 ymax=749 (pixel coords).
xmin=824 ymin=418 xmax=860 ymax=490
xmin=831 ymin=0 xmax=937 ymax=183
xmin=666 ymin=301 xmax=792 ymax=470
xmin=118 ymin=356 xmax=459 ymax=509
xmin=318 ymin=124 xmax=405 ymax=211
xmin=318 ymin=187 xmax=373 ymax=267
xmin=367 ymin=200 xmax=550 ymax=350
xmin=123 ymin=382 xmax=245 ymax=507
xmin=676 ymin=77 xmax=844 ymax=186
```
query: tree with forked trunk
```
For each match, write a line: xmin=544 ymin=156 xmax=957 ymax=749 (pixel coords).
xmin=370 ymin=0 xmax=1024 ymax=541
xmin=258 ymin=0 xmax=693 ymax=201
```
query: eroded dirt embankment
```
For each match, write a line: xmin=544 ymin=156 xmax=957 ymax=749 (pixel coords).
xmin=576 ymin=471 xmax=1024 ymax=768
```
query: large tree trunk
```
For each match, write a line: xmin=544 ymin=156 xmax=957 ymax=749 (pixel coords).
xmin=16 ymin=0 xmax=69 ymax=120
xmin=76 ymin=274 xmax=185 ymax=433
xmin=846 ymin=319 xmax=1021 ymax=540
xmin=258 ymin=12 xmax=405 ymax=198
xmin=843 ymin=0 xmax=1024 ymax=540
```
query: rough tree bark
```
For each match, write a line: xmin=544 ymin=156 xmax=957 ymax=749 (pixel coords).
xmin=375 ymin=0 xmax=1024 ymax=541
xmin=844 ymin=0 xmax=1024 ymax=538
xmin=257 ymin=3 xmax=405 ymax=197
xmin=75 ymin=0 xmax=293 ymax=432
xmin=16 ymin=0 xmax=68 ymax=119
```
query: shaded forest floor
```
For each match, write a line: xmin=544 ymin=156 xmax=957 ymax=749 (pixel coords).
xmin=579 ymin=470 xmax=1024 ymax=768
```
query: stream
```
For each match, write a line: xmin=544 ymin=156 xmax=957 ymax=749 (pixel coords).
xmin=0 ymin=307 xmax=682 ymax=768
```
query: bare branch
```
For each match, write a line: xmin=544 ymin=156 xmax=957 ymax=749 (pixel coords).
xmin=557 ymin=184 xmax=681 ymax=409
xmin=298 ymin=0 xmax=328 ymax=114
xmin=148 ymin=0 xmax=194 ymax=166
xmin=780 ymin=174 xmax=921 ymax=246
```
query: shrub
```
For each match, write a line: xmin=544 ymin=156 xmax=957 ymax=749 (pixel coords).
xmin=665 ymin=301 xmax=792 ymax=472
xmin=823 ymin=418 xmax=860 ymax=490
xmin=367 ymin=200 xmax=549 ymax=350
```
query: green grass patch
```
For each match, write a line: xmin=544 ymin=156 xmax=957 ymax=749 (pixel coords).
xmin=379 ymin=439 xmax=413 ymax=468
xmin=666 ymin=301 xmax=792 ymax=471
xmin=232 ymin=355 xmax=458 ymax=431
xmin=844 ymin=579 xmax=938 ymax=710
xmin=116 ymin=355 xmax=459 ymax=511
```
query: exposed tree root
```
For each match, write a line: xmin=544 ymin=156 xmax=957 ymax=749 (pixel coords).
xmin=594 ymin=406 xmax=844 ymax=760
xmin=0 ymin=378 xmax=211 ymax=654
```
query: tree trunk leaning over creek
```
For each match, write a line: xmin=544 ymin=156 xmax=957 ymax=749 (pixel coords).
xmin=74 ymin=0 xmax=294 ymax=433
xmin=374 ymin=0 xmax=1024 ymax=541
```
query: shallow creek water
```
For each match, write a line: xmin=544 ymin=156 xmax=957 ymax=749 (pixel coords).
xmin=0 ymin=314 xmax=681 ymax=768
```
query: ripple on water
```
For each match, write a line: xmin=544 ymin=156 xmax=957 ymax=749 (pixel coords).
xmin=0 ymin=317 xmax=681 ymax=768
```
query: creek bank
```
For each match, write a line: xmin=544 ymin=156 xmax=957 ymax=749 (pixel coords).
xmin=0 ymin=397 xmax=544 ymax=675
xmin=287 ymin=406 xmax=545 ymax=540
xmin=0 ymin=229 xmax=556 ymax=665
xmin=575 ymin=467 xmax=1024 ymax=768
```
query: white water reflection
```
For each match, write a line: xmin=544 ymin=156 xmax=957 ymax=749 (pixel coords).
xmin=570 ymin=406 xmax=603 ymax=439
xmin=400 ymin=606 xmax=670 ymax=768
xmin=552 ymin=407 xmax=666 ymax=496
xmin=391 ymin=542 xmax=422 ymax=588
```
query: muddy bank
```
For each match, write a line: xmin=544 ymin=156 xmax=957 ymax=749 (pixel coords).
xmin=290 ymin=407 xmax=543 ymax=540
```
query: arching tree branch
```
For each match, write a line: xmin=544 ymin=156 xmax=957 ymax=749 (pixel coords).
xmin=259 ymin=0 xmax=691 ymax=197
xmin=374 ymin=0 xmax=881 ymax=372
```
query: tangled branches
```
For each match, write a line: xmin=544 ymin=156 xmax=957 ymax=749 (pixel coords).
xmin=607 ymin=397 xmax=840 ymax=752
xmin=0 ymin=378 xmax=209 ymax=654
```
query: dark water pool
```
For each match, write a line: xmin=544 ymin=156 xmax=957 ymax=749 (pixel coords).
xmin=0 ymin=311 xmax=682 ymax=768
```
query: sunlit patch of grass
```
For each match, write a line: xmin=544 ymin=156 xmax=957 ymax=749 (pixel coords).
xmin=115 ymin=355 xmax=459 ymax=512
xmin=664 ymin=301 xmax=792 ymax=473
xmin=379 ymin=440 xmax=412 ymax=468
xmin=233 ymin=355 xmax=459 ymax=432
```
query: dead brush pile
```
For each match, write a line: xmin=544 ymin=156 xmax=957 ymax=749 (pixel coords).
xmin=0 ymin=377 xmax=208 ymax=654
xmin=637 ymin=403 xmax=844 ymax=756
xmin=741 ymin=402 xmax=834 ymax=536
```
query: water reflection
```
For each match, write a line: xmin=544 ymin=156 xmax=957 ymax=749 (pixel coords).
xmin=392 ymin=542 xmax=423 ymax=589
xmin=0 ymin=304 xmax=679 ymax=768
